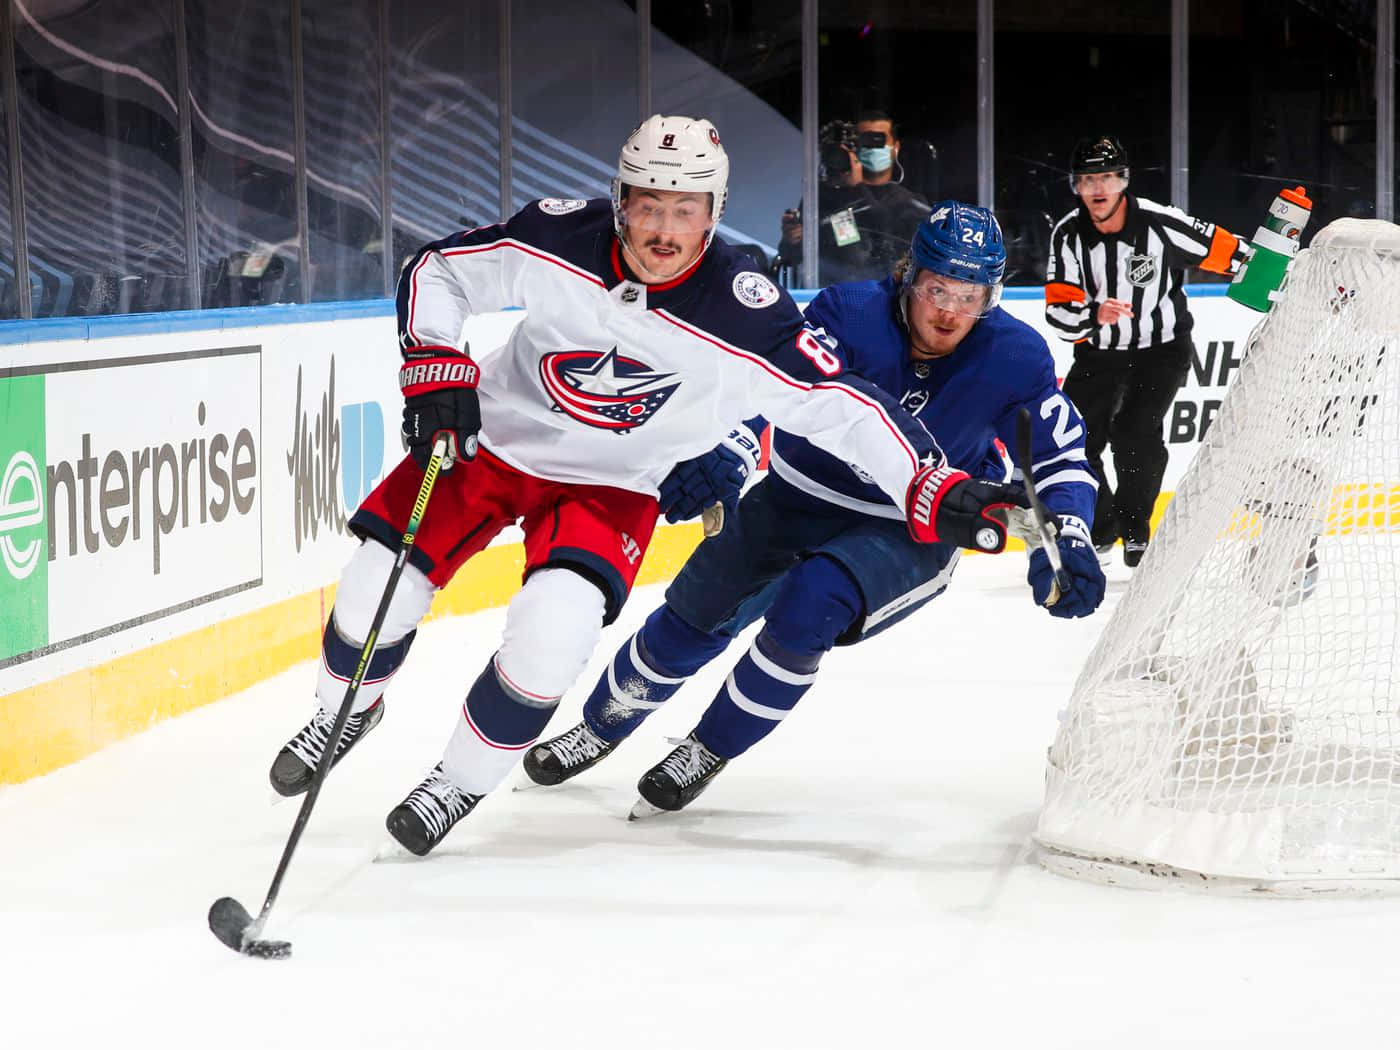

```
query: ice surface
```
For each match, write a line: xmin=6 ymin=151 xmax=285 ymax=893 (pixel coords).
xmin=3 ymin=554 xmax=1397 ymax=1049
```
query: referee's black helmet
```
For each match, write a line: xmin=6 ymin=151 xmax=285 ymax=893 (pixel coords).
xmin=1070 ymin=136 xmax=1129 ymax=178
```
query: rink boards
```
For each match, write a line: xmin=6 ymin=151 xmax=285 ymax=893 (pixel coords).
xmin=0 ymin=288 xmax=1264 ymax=783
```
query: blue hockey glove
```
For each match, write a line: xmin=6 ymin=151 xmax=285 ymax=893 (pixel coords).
xmin=1028 ymin=515 xmax=1106 ymax=619
xmin=659 ymin=424 xmax=762 ymax=524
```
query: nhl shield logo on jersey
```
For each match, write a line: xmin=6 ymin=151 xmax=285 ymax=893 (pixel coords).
xmin=538 ymin=198 xmax=587 ymax=216
xmin=1126 ymin=253 xmax=1158 ymax=287
xmin=539 ymin=347 xmax=680 ymax=432
xmin=732 ymin=271 xmax=779 ymax=309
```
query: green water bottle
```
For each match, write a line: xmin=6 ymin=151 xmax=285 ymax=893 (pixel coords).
xmin=1227 ymin=185 xmax=1312 ymax=312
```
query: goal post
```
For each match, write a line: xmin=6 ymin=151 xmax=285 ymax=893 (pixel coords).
xmin=1036 ymin=218 xmax=1400 ymax=892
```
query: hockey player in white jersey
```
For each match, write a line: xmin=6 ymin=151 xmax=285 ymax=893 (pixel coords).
xmin=264 ymin=115 xmax=1029 ymax=856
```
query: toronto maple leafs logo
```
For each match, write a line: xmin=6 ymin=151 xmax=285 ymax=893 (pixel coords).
xmin=539 ymin=347 xmax=680 ymax=432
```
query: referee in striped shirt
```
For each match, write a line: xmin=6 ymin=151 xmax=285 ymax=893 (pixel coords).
xmin=1045 ymin=135 xmax=1248 ymax=567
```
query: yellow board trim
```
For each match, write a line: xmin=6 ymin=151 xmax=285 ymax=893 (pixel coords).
xmin=0 ymin=482 xmax=1202 ymax=786
xmin=0 ymin=523 xmax=705 ymax=786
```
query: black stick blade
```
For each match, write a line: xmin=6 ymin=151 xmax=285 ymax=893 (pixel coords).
xmin=208 ymin=896 xmax=253 ymax=950
xmin=208 ymin=897 xmax=292 ymax=960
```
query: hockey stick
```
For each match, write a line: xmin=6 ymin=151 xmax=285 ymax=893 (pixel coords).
xmin=1015 ymin=407 xmax=1069 ymax=607
xmin=208 ymin=435 xmax=453 ymax=960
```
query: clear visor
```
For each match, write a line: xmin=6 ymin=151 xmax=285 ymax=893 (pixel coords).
xmin=619 ymin=191 xmax=713 ymax=235
xmin=908 ymin=275 xmax=1001 ymax=318
xmin=1070 ymin=170 xmax=1128 ymax=194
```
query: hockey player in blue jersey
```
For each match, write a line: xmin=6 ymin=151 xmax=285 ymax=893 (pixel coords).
xmin=523 ymin=202 xmax=1107 ymax=815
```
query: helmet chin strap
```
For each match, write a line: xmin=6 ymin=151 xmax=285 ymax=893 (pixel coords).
xmin=898 ymin=285 xmax=934 ymax=358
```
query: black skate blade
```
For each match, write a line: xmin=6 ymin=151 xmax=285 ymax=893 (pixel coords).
xmin=208 ymin=897 xmax=292 ymax=960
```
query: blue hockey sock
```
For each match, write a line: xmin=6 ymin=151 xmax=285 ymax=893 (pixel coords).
xmin=462 ymin=658 xmax=559 ymax=749
xmin=319 ymin=618 xmax=416 ymax=714
xmin=693 ymin=628 xmax=820 ymax=759
xmin=583 ymin=604 xmax=730 ymax=743
xmin=442 ymin=657 xmax=563 ymax=796
xmin=692 ymin=554 xmax=862 ymax=759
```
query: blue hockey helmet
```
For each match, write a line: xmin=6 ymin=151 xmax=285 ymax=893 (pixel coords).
xmin=904 ymin=202 xmax=1006 ymax=315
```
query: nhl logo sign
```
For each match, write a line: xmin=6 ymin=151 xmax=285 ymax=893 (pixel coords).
xmin=1126 ymin=253 xmax=1157 ymax=287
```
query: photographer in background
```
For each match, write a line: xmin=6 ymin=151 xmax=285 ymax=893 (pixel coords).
xmin=776 ymin=111 xmax=928 ymax=285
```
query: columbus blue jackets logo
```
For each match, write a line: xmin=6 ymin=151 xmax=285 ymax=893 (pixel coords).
xmin=538 ymin=198 xmax=587 ymax=216
xmin=539 ymin=347 xmax=680 ymax=432
xmin=732 ymin=271 xmax=779 ymax=308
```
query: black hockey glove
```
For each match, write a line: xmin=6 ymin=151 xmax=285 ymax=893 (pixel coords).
xmin=658 ymin=424 xmax=762 ymax=524
xmin=399 ymin=345 xmax=481 ymax=471
xmin=1028 ymin=515 xmax=1105 ymax=619
xmin=905 ymin=462 xmax=1029 ymax=553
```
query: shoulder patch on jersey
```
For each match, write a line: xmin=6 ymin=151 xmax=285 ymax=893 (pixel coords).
xmin=538 ymin=198 xmax=588 ymax=216
xmin=732 ymin=271 xmax=780 ymax=309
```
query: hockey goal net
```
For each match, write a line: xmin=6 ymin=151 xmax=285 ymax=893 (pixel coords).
xmin=1037 ymin=218 xmax=1400 ymax=892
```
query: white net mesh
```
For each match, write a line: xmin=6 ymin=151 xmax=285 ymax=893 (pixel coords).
xmin=1037 ymin=218 xmax=1400 ymax=886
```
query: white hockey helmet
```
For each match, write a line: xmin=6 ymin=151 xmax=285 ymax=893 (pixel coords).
xmin=612 ymin=114 xmax=729 ymax=246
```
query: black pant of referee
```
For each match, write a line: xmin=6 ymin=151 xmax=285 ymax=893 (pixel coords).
xmin=1061 ymin=335 xmax=1191 ymax=563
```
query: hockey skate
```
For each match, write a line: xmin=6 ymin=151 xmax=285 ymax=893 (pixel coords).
xmin=1091 ymin=517 xmax=1118 ymax=557
xmin=385 ymin=763 xmax=482 ymax=856
xmin=523 ymin=721 xmax=619 ymax=786
xmin=1123 ymin=537 xmax=1149 ymax=568
xmin=629 ymin=735 xmax=727 ymax=819
xmin=1246 ymin=533 xmax=1320 ymax=608
xmin=268 ymin=699 xmax=384 ymax=797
